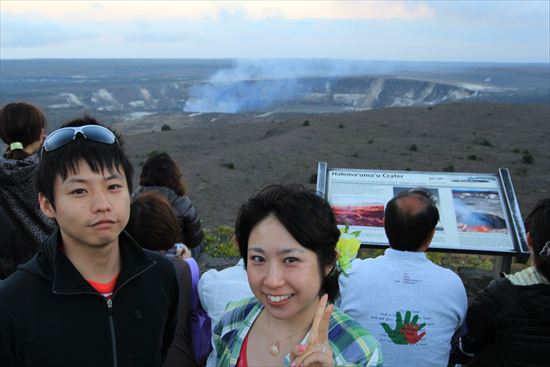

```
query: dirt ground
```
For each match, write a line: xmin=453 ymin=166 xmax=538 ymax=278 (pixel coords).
xmin=122 ymin=102 xmax=550 ymax=229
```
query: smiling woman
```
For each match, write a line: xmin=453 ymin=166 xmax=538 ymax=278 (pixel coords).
xmin=211 ymin=184 xmax=382 ymax=367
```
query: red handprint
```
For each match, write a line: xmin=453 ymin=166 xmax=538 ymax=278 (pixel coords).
xmin=382 ymin=311 xmax=427 ymax=345
xmin=400 ymin=322 xmax=426 ymax=344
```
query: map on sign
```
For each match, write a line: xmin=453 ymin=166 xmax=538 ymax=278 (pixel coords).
xmin=316 ymin=163 xmax=528 ymax=255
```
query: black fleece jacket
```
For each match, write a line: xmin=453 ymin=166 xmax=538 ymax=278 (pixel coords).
xmin=462 ymin=275 xmax=550 ymax=367
xmin=0 ymin=230 xmax=179 ymax=367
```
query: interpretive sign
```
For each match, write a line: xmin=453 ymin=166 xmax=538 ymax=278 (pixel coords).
xmin=316 ymin=162 xmax=529 ymax=256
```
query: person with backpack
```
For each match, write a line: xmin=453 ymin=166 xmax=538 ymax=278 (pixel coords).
xmin=127 ymin=191 xmax=212 ymax=366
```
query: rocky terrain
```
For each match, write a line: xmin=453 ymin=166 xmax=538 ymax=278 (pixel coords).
xmin=121 ymin=102 xmax=549 ymax=230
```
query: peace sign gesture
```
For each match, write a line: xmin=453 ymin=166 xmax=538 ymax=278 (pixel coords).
xmin=290 ymin=294 xmax=334 ymax=367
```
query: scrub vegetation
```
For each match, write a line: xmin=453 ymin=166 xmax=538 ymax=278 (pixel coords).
xmin=203 ymin=225 xmax=520 ymax=272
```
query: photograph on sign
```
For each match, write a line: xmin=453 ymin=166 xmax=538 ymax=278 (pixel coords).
xmin=452 ymin=189 xmax=508 ymax=234
xmin=332 ymin=201 xmax=384 ymax=227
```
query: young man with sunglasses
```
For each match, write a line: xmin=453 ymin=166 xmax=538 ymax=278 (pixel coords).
xmin=0 ymin=120 xmax=179 ymax=366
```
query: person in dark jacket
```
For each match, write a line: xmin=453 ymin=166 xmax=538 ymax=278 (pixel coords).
xmin=0 ymin=102 xmax=56 ymax=279
xmin=461 ymin=197 xmax=550 ymax=367
xmin=133 ymin=152 xmax=204 ymax=257
xmin=127 ymin=191 xmax=197 ymax=367
xmin=0 ymin=119 xmax=179 ymax=367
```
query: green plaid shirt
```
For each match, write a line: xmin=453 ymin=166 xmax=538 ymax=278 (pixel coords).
xmin=213 ymin=297 xmax=383 ymax=367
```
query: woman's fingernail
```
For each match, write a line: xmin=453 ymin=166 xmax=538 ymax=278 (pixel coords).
xmin=298 ymin=344 xmax=307 ymax=353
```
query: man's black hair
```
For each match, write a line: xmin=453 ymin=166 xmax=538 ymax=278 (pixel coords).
xmin=36 ymin=117 xmax=133 ymax=209
xmin=384 ymin=190 xmax=439 ymax=251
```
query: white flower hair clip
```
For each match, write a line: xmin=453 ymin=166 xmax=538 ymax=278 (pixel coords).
xmin=539 ymin=241 xmax=550 ymax=258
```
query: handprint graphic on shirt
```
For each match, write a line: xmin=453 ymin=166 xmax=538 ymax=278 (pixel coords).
xmin=381 ymin=311 xmax=426 ymax=345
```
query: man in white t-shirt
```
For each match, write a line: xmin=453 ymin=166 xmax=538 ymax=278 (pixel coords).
xmin=339 ymin=189 xmax=467 ymax=367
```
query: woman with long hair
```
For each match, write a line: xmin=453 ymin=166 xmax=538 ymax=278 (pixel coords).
xmin=0 ymin=102 xmax=55 ymax=279
xmin=212 ymin=184 xmax=382 ymax=367
xmin=133 ymin=152 xmax=204 ymax=257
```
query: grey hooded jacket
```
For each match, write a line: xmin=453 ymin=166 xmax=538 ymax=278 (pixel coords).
xmin=0 ymin=154 xmax=56 ymax=279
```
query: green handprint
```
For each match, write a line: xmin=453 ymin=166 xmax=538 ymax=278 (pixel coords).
xmin=381 ymin=311 xmax=407 ymax=344
xmin=381 ymin=311 xmax=426 ymax=345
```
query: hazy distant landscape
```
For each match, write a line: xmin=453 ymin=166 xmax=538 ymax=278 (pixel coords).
xmin=1 ymin=59 xmax=548 ymax=228
xmin=1 ymin=59 xmax=548 ymax=130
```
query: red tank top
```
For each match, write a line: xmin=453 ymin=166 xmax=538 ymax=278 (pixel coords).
xmin=236 ymin=333 xmax=249 ymax=367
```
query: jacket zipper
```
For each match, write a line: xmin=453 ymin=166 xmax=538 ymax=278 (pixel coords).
xmin=52 ymin=290 xmax=119 ymax=367
xmin=106 ymin=262 xmax=155 ymax=367
xmin=107 ymin=298 xmax=118 ymax=367
xmin=51 ymin=261 xmax=155 ymax=367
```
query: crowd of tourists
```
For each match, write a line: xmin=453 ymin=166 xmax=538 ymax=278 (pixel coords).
xmin=0 ymin=102 xmax=548 ymax=367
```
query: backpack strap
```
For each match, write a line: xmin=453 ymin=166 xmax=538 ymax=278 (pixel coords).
xmin=185 ymin=257 xmax=200 ymax=309
xmin=184 ymin=257 xmax=213 ymax=364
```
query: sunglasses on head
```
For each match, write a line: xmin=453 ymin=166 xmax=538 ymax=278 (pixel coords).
xmin=42 ymin=125 xmax=118 ymax=153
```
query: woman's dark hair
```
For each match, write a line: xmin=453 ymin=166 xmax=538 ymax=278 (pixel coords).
xmin=127 ymin=192 xmax=180 ymax=251
xmin=0 ymin=102 xmax=46 ymax=160
xmin=139 ymin=152 xmax=186 ymax=196
xmin=525 ymin=198 xmax=550 ymax=280
xmin=235 ymin=184 xmax=341 ymax=303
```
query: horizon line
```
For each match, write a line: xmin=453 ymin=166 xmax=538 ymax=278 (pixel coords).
xmin=1 ymin=57 xmax=549 ymax=65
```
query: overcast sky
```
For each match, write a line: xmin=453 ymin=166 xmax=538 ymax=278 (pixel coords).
xmin=1 ymin=1 xmax=549 ymax=63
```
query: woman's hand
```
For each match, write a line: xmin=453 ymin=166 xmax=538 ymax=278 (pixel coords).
xmin=290 ymin=294 xmax=334 ymax=367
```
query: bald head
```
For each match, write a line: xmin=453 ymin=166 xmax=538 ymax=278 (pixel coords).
xmin=395 ymin=195 xmax=429 ymax=216
xmin=384 ymin=190 xmax=439 ymax=251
